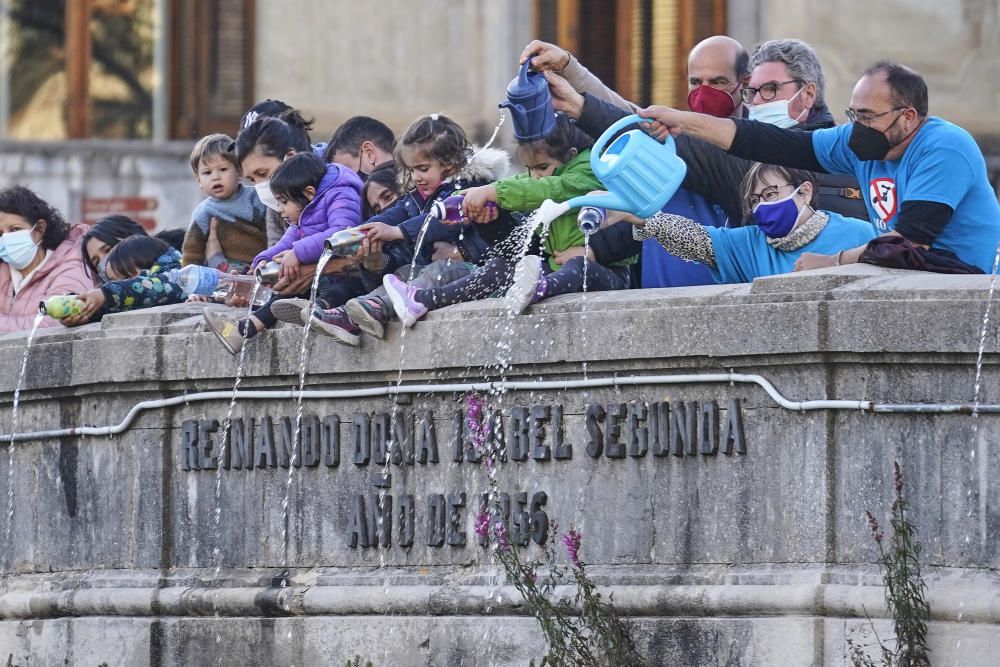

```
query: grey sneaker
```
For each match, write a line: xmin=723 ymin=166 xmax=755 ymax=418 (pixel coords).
xmin=203 ymin=309 xmax=245 ymax=355
xmin=504 ymin=254 xmax=546 ymax=315
xmin=309 ymin=307 xmax=362 ymax=347
xmin=344 ymin=297 xmax=391 ymax=339
xmin=271 ymin=297 xmax=312 ymax=325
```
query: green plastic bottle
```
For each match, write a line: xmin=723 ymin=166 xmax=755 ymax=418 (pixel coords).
xmin=39 ymin=295 xmax=85 ymax=319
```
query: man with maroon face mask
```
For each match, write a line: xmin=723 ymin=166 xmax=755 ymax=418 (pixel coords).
xmin=519 ymin=36 xmax=754 ymax=286
xmin=520 ymin=35 xmax=748 ymax=119
xmin=685 ymin=36 xmax=748 ymax=118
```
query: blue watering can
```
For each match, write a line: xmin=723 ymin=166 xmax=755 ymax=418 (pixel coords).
xmin=534 ymin=114 xmax=688 ymax=225
xmin=499 ymin=61 xmax=557 ymax=142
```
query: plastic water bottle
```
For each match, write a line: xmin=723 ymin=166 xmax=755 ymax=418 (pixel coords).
xmin=429 ymin=194 xmax=497 ymax=222
xmin=324 ymin=228 xmax=366 ymax=256
xmin=171 ymin=265 xmax=271 ymax=305
xmin=39 ymin=295 xmax=85 ymax=319
xmin=577 ymin=206 xmax=606 ymax=235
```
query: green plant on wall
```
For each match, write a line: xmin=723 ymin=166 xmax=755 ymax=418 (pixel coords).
xmin=467 ymin=393 xmax=644 ymax=667
xmin=849 ymin=462 xmax=931 ymax=667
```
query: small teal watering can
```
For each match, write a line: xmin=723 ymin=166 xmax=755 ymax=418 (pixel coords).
xmin=568 ymin=114 xmax=687 ymax=216
xmin=535 ymin=114 xmax=688 ymax=225
xmin=500 ymin=61 xmax=557 ymax=142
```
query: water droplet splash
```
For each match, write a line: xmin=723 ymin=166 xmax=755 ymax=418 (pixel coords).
xmin=282 ymin=249 xmax=335 ymax=583
xmin=970 ymin=240 xmax=1000 ymax=415
xmin=3 ymin=312 xmax=44 ymax=577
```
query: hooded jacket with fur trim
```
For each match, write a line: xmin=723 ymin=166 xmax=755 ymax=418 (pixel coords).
xmin=363 ymin=146 xmax=513 ymax=280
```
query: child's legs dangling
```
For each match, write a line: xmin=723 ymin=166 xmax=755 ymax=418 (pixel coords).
xmin=541 ymin=256 xmax=631 ymax=298
xmin=412 ymin=256 xmax=514 ymax=310
xmin=360 ymin=260 xmax=478 ymax=316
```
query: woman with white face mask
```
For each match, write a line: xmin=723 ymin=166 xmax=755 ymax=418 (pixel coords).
xmin=0 ymin=185 xmax=94 ymax=334
xmin=232 ymin=110 xmax=316 ymax=246
xmin=613 ymin=164 xmax=878 ymax=284
xmin=226 ymin=110 xmax=337 ymax=303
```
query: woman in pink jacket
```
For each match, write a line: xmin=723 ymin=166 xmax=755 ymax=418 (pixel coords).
xmin=0 ymin=186 xmax=95 ymax=335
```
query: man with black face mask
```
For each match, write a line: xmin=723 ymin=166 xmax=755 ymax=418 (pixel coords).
xmin=637 ymin=60 xmax=1000 ymax=273
xmin=324 ymin=116 xmax=396 ymax=179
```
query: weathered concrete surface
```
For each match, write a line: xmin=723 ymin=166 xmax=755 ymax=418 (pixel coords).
xmin=0 ymin=265 xmax=998 ymax=665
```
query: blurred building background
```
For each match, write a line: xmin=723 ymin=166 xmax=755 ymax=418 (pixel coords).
xmin=0 ymin=0 xmax=996 ymax=230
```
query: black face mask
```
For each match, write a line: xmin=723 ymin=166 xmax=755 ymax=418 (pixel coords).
xmin=847 ymin=122 xmax=893 ymax=161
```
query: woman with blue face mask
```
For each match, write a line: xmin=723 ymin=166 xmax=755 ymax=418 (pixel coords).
xmin=616 ymin=164 xmax=878 ymax=284
xmin=0 ymin=185 xmax=95 ymax=334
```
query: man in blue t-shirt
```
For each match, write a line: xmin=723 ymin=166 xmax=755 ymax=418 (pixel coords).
xmin=633 ymin=60 xmax=1000 ymax=273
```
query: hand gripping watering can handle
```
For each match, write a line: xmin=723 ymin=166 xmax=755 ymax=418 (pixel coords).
xmin=590 ymin=113 xmax=650 ymax=157
xmin=517 ymin=58 xmax=532 ymax=84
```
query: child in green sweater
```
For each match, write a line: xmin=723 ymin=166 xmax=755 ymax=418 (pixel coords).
xmin=382 ymin=114 xmax=636 ymax=327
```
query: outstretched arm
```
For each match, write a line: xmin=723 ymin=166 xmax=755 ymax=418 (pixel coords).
xmin=638 ymin=107 xmax=825 ymax=172
xmin=520 ymin=40 xmax=639 ymax=114
xmin=629 ymin=211 xmax=717 ymax=268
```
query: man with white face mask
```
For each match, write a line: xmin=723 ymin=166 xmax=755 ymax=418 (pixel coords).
xmin=742 ymin=40 xmax=868 ymax=220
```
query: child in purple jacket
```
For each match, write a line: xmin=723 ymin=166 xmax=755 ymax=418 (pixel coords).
xmin=253 ymin=151 xmax=362 ymax=280
xmin=204 ymin=151 xmax=363 ymax=354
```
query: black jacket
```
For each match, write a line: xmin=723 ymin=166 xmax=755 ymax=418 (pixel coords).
xmin=577 ymin=94 xmax=868 ymax=265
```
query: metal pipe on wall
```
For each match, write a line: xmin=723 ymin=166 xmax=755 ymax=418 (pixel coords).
xmin=2 ymin=372 xmax=998 ymax=445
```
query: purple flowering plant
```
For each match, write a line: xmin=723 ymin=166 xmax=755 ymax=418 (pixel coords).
xmin=466 ymin=392 xmax=642 ymax=666
xmin=849 ymin=462 xmax=930 ymax=667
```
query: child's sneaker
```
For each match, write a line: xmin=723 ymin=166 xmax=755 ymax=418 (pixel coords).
xmin=203 ymin=309 xmax=246 ymax=355
xmin=504 ymin=255 xmax=547 ymax=315
xmin=382 ymin=274 xmax=427 ymax=328
xmin=344 ymin=297 xmax=391 ymax=339
xmin=310 ymin=307 xmax=362 ymax=347
xmin=271 ymin=298 xmax=311 ymax=325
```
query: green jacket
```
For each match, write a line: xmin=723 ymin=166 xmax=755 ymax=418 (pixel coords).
xmin=493 ymin=149 xmax=635 ymax=271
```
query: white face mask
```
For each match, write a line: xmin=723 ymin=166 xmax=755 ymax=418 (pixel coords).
xmin=748 ymin=87 xmax=806 ymax=129
xmin=254 ymin=179 xmax=280 ymax=211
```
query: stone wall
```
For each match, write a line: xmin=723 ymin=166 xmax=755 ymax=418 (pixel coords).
xmin=0 ymin=266 xmax=998 ymax=665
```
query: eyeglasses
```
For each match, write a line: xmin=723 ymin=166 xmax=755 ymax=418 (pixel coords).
xmin=740 ymin=80 xmax=802 ymax=104
xmin=748 ymin=183 xmax=793 ymax=210
xmin=845 ymin=106 xmax=905 ymax=125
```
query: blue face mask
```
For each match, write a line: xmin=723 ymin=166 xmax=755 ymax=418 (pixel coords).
xmin=753 ymin=186 xmax=802 ymax=238
xmin=97 ymin=255 xmax=111 ymax=282
xmin=747 ymin=87 xmax=806 ymax=129
xmin=0 ymin=226 xmax=40 ymax=270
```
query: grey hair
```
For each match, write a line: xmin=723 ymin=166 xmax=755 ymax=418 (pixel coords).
xmin=750 ymin=39 xmax=826 ymax=107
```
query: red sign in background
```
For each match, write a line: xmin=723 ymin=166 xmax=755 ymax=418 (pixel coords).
xmin=82 ymin=196 xmax=159 ymax=230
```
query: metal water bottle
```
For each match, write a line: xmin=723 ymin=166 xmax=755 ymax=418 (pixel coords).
xmin=254 ymin=261 xmax=281 ymax=286
xmin=429 ymin=194 xmax=497 ymax=222
xmin=324 ymin=228 xmax=366 ymax=256
xmin=39 ymin=295 xmax=85 ymax=319
xmin=577 ymin=206 xmax=606 ymax=235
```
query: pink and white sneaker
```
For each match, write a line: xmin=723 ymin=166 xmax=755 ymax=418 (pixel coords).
xmin=382 ymin=274 xmax=428 ymax=328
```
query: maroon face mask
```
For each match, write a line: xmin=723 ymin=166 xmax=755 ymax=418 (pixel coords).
xmin=687 ymin=85 xmax=737 ymax=118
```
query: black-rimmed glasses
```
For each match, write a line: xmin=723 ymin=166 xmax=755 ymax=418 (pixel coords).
xmin=845 ymin=106 xmax=905 ymax=125
xmin=740 ymin=80 xmax=802 ymax=104
xmin=748 ymin=183 xmax=793 ymax=210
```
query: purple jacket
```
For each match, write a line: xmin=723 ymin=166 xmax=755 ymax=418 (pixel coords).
xmin=253 ymin=163 xmax=363 ymax=266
